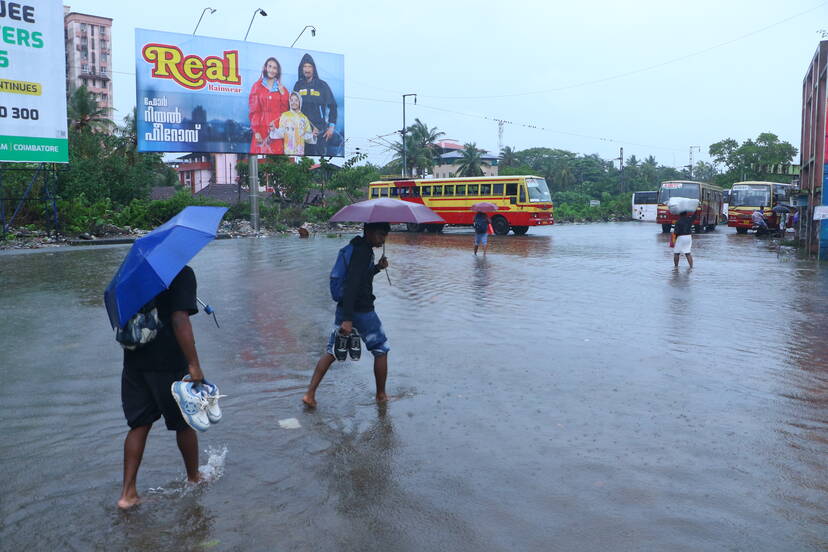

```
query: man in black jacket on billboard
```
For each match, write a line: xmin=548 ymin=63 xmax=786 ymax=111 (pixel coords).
xmin=293 ymin=53 xmax=342 ymax=156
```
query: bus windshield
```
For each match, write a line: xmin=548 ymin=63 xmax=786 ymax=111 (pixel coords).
xmin=658 ymin=182 xmax=699 ymax=203
xmin=730 ymin=185 xmax=770 ymax=207
xmin=633 ymin=191 xmax=657 ymax=204
xmin=527 ymin=178 xmax=551 ymax=202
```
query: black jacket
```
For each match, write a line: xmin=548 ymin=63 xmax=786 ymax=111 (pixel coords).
xmin=293 ymin=53 xmax=337 ymax=132
xmin=340 ymin=236 xmax=381 ymax=319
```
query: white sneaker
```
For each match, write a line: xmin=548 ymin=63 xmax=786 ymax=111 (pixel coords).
xmin=171 ymin=381 xmax=210 ymax=432
xmin=200 ymin=379 xmax=225 ymax=424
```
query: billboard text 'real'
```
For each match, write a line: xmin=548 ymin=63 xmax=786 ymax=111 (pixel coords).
xmin=142 ymin=44 xmax=241 ymax=90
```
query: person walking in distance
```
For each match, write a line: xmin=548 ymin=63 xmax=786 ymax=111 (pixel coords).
xmin=672 ymin=211 xmax=694 ymax=268
xmin=473 ymin=211 xmax=490 ymax=256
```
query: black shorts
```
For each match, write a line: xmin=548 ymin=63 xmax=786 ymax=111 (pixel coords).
xmin=121 ymin=366 xmax=189 ymax=431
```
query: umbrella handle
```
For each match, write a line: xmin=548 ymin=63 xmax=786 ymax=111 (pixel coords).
xmin=383 ymin=243 xmax=391 ymax=286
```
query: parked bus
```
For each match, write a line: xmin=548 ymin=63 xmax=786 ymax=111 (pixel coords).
xmin=631 ymin=191 xmax=658 ymax=222
xmin=722 ymin=189 xmax=730 ymax=221
xmin=727 ymin=181 xmax=796 ymax=234
xmin=367 ymin=176 xmax=553 ymax=235
xmin=656 ymin=180 xmax=723 ymax=233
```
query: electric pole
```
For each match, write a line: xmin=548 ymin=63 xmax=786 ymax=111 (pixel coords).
xmin=688 ymin=145 xmax=700 ymax=179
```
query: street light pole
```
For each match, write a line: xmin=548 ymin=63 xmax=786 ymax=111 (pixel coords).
xmin=290 ymin=25 xmax=317 ymax=48
xmin=401 ymin=93 xmax=416 ymax=177
xmin=244 ymin=8 xmax=267 ymax=233
xmin=192 ymin=7 xmax=216 ymax=35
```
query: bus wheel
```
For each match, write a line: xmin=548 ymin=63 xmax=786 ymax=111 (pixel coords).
xmin=512 ymin=226 xmax=529 ymax=235
xmin=661 ymin=224 xmax=672 ymax=233
xmin=694 ymin=224 xmax=704 ymax=233
xmin=406 ymin=223 xmax=422 ymax=232
xmin=426 ymin=224 xmax=444 ymax=233
xmin=492 ymin=216 xmax=510 ymax=235
xmin=736 ymin=227 xmax=748 ymax=234
xmin=707 ymin=224 xmax=717 ymax=232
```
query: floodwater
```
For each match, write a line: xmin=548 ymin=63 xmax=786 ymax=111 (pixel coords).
xmin=1 ymin=222 xmax=827 ymax=551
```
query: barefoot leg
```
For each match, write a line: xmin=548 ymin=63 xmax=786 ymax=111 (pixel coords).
xmin=176 ymin=427 xmax=201 ymax=483
xmin=374 ymin=353 xmax=388 ymax=402
xmin=118 ymin=424 xmax=151 ymax=509
xmin=303 ymin=353 xmax=336 ymax=408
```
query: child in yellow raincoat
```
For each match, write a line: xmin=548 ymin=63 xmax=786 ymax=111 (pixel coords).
xmin=275 ymin=92 xmax=315 ymax=156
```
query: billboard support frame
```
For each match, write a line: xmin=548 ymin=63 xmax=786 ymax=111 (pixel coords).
xmin=0 ymin=164 xmax=61 ymax=238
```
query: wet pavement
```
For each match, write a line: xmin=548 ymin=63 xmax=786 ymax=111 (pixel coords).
xmin=1 ymin=222 xmax=827 ymax=551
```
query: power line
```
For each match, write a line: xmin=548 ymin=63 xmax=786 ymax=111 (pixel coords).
xmin=418 ymin=1 xmax=828 ymax=100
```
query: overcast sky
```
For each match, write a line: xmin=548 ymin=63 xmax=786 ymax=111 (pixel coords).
xmin=66 ymin=0 xmax=827 ymax=169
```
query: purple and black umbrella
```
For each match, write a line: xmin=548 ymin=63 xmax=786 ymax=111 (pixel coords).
xmin=328 ymin=198 xmax=445 ymax=284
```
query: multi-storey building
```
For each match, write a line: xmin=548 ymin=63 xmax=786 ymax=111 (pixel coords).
xmin=800 ymin=40 xmax=828 ymax=257
xmin=64 ymin=7 xmax=113 ymax=115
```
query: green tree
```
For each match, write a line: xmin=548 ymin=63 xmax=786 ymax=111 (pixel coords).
xmin=499 ymin=146 xmax=518 ymax=168
xmin=67 ymin=85 xmax=113 ymax=132
xmin=708 ymin=132 xmax=797 ymax=185
xmin=454 ymin=143 xmax=487 ymax=177
xmin=389 ymin=118 xmax=445 ymax=177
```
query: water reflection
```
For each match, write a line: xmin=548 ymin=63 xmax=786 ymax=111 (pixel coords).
xmin=2 ymin=223 xmax=828 ymax=550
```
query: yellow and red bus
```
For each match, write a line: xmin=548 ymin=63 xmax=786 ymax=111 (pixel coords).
xmin=367 ymin=176 xmax=553 ymax=235
xmin=727 ymin=181 xmax=796 ymax=234
xmin=656 ymin=180 xmax=723 ymax=233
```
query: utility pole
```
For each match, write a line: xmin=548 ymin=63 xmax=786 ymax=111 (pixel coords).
xmin=615 ymin=147 xmax=624 ymax=193
xmin=244 ymin=8 xmax=267 ymax=233
xmin=688 ymin=145 xmax=700 ymax=179
xmin=401 ymin=94 xmax=416 ymax=177
xmin=496 ymin=120 xmax=505 ymax=153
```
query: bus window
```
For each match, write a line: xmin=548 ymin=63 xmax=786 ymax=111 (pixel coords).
xmin=371 ymin=188 xmax=379 ymax=198
xmin=468 ymin=184 xmax=479 ymax=195
xmin=481 ymin=184 xmax=491 ymax=195
xmin=506 ymin=183 xmax=517 ymax=196
xmin=390 ymin=187 xmax=399 ymax=197
xmin=519 ymin=185 xmax=526 ymax=203
xmin=493 ymin=183 xmax=504 ymax=195
xmin=421 ymin=186 xmax=431 ymax=196
xmin=380 ymin=187 xmax=389 ymax=197
xmin=455 ymin=184 xmax=466 ymax=195
xmin=432 ymin=186 xmax=443 ymax=197
xmin=444 ymin=185 xmax=454 ymax=196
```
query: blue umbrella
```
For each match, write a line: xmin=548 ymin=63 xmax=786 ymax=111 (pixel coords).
xmin=104 ymin=206 xmax=228 ymax=329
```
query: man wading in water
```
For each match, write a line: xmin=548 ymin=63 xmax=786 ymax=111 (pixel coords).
xmin=303 ymin=223 xmax=391 ymax=408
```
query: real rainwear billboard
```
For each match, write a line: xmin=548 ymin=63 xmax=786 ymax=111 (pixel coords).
xmin=135 ymin=29 xmax=344 ymax=156
xmin=0 ymin=0 xmax=68 ymax=163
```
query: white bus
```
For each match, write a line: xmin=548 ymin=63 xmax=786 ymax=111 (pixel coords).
xmin=631 ymin=191 xmax=657 ymax=222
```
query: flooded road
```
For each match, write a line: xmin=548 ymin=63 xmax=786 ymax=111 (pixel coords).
xmin=2 ymin=222 xmax=827 ymax=551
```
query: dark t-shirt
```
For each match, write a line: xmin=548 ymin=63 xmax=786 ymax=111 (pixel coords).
xmin=473 ymin=212 xmax=488 ymax=234
xmin=124 ymin=266 xmax=198 ymax=372
xmin=339 ymin=236 xmax=380 ymax=319
xmin=674 ymin=216 xmax=693 ymax=236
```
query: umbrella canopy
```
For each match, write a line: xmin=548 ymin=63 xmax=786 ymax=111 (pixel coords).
xmin=471 ymin=202 xmax=498 ymax=213
xmin=328 ymin=198 xmax=445 ymax=224
xmin=104 ymin=206 xmax=228 ymax=329
xmin=771 ymin=204 xmax=791 ymax=214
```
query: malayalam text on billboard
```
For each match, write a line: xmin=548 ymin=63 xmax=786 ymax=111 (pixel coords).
xmin=0 ymin=0 xmax=69 ymax=163
xmin=135 ymin=29 xmax=345 ymax=157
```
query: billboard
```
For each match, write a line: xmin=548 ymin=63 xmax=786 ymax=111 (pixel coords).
xmin=135 ymin=29 xmax=344 ymax=157
xmin=0 ymin=0 xmax=69 ymax=163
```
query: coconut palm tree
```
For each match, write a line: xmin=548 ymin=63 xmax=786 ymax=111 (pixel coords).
xmin=67 ymin=85 xmax=113 ymax=132
xmin=499 ymin=146 xmax=518 ymax=168
xmin=389 ymin=118 xmax=445 ymax=177
xmin=454 ymin=143 xmax=488 ymax=177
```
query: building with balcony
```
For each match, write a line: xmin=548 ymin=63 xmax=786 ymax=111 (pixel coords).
xmin=64 ymin=7 xmax=113 ymax=115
